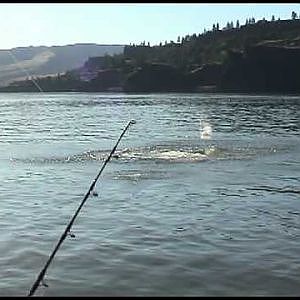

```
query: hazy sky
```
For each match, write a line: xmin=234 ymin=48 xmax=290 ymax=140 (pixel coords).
xmin=1 ymin=3 xmax=300 ymax=49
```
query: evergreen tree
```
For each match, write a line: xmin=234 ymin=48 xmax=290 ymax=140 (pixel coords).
xmin=236 ymin=20 xmax=240 ymax=28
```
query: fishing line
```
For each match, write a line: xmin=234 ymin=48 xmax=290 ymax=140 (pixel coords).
xmin=6 ymin=49 xmax=136 ymax=296
xmin=6 ymin=50 xmax=44 ymax=92
xmin=27 ymin=119 xmax=136 ymax=297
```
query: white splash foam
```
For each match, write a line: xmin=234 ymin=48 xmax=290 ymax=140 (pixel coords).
xmin=200 ymin=121 xmax=213 ymax=140
xmin=120 ymin=149 xmax=208 ymax=162
xmin=151 ymin=150 xmax=207 ymax=161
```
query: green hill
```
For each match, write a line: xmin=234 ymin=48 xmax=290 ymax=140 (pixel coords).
xmin=0 ymin=43 xmax=124 ymax=87
xmin=2 ymin=17 xmax=300 ymax=93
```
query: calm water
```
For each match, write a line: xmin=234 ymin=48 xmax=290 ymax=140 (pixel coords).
xmin=0 ymin=93 xmax=299 ymax=296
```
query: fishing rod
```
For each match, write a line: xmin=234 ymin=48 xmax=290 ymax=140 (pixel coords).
xmin=27 ymin=119 xmax=136 ymax=297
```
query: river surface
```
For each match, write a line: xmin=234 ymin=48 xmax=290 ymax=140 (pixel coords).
xmin=0 ymin=93 xmax=299 ymax=296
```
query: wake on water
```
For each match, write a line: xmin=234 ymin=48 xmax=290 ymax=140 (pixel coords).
xmin=10 ymin=141 xmax=279 ymax=165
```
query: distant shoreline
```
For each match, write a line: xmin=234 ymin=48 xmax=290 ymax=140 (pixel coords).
xmin=1 ymin=90 xmax=300 ymax=96
xmin=3 ymin=19 xmax=300 ymax=97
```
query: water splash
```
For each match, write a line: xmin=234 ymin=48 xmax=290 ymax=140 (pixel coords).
xmin=11 ymin=145 xmax=211 ymax=164
xmin=200 ymin=121 xmax=212 ymax=140
xmin=11 ymin=142 xmax=281 ymax=165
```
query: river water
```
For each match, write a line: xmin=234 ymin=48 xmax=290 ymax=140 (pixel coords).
xmin=0 ymin=93 xmax=299 ymax=296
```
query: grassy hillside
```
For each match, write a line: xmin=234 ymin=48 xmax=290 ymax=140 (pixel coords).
xmin=0 ymin=43 xmax=124 ymax=86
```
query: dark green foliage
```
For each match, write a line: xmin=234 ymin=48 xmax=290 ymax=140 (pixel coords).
xmin=86 ymin=69 xmax=122 ymax=92
xmin=123 ymin=63 xmax=191 ymax=92
xmin=2 ymin=16 xmax=300 ymax=93
xmin=220 ymin=45 xmax=300 ymax=93
xmin=122 ymin=18 xmax=300 ymax=71
xmin=0 ymin=71 xmax=83 ymax=92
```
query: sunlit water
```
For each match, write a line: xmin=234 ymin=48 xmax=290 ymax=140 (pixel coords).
xmin=0 ymin=93 xmax=299 ymax=296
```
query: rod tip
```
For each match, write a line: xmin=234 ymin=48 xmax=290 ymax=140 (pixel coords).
xmin=130 ymin=120 xmax=136 ymax=125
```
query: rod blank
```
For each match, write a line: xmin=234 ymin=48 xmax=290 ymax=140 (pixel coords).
xmin=28 ymin=119 xmax=135 ymax=296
